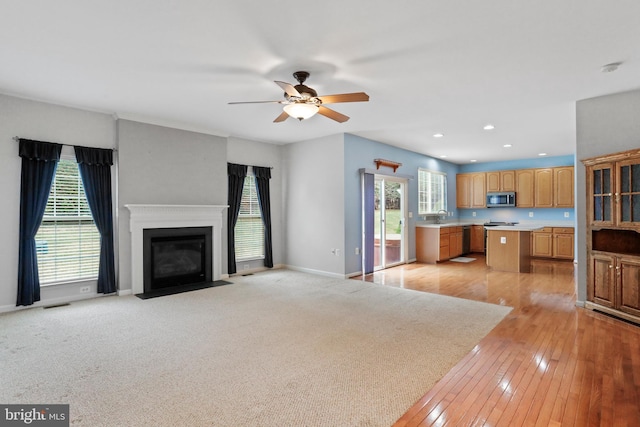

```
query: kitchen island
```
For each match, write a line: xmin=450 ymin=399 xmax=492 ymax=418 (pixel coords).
xmin=485 ymin=225 xmax=543 ymax=273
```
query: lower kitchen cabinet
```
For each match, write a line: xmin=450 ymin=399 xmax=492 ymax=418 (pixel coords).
xmin=532 ymin=227 xmax=574 ymax=260
xmin=416 ymin=226 xmax=463 ymax=263
xmin=532 ymin=227 xmax=553 ymax=257
xmin=449 ymin=227 xmax=463 ymax=258
xmin=588 ymin=251 xmax=640 ymax=319
xmin=553 ymin=228 xmax=575 ymax=259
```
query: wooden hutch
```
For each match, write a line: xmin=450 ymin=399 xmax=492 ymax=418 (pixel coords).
xmin=583 ymin=148 xmax=640 ymax=324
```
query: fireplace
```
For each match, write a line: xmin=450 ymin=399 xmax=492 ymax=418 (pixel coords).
xmin=143 ymin=227 xmax=212 ymax=293
xmin=125 ymin=204 xmax=227 ymax=295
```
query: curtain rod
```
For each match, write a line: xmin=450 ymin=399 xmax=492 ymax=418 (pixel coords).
xmin=13 ymin=136 xmax=117 ymax=152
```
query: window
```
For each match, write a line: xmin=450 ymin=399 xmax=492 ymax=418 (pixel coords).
xmin=235 ymin=172 xmax=264 ymax=260
xmin=418 ymin=168 xmax=447 ymax=215
xmin=35 ymin=159 xmax=100 ymax=284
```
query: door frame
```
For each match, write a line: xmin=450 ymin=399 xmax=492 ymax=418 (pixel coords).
xmin=361 ymin=169 xmax=410 ymax=274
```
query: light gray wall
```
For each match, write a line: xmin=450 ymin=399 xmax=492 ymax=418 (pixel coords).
xmin=283 ymin=134 xmax=345 ymax=277
xmin=575 ymin=88 xmax=640 ymax=303
xmin=0 ymin=94 xmax=115 ymax=311
xmin=227 ymin=136 xmax=284 ymax=271
xmin=117 ymin=120 xmax=227 ymax=291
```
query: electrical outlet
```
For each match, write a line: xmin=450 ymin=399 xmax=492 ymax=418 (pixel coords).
xmin=408 ymin=212 xmax=413 ymax=218
xmin=355 ymin=247 xmax=360 ymax=255
xmin=335 ymin=249 xmax=340 ymax=256
xmin=500 ymin=236 xmax=507 ymax=244
xmin=472 ymin=211 xmax=476 ymax=217
xmin=80 ymin=286 xmax=90 ymax=293
xmin=564 ymin=212 xmax=570 ymax=218
xmin=529 ymin=212 xmax=534 ymax=217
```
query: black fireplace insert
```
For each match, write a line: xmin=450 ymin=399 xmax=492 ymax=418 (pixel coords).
xmin=143 ymin=227 xmax=212 ymax=293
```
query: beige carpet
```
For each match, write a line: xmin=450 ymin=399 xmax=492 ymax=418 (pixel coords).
xmin=0 ymin=269 xmax=511 ymax=426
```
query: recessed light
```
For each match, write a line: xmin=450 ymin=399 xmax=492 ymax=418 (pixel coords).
xmin=470 ymin=159 xmax=477 ymax=163
xmin=433 ymin=133 xmax=444 ymax=138
xmin=503 ymin=144 xmax=512 ymax=148
xmin=439 ymin=155 xmax=447 ymax=158
xmin=539 ymin=153 xmax=547 ymax=156
xmin=483 ymin=124 xmax=495 ymax=130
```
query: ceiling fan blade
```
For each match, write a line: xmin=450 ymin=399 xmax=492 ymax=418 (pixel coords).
xmin=275 ymin=81 xmax=301 ymax=98
xmin=228 ymin=100 xmax=283 ymax=104
xmin=317 ymin=92 xmax=369 ymax=104
xmin=273 ymin=111 xmax=289 ymax=123
xmin=318 ymin=106 xmax=350 ymax=123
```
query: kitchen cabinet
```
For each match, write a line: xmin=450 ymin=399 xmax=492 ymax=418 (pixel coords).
xmin=534 ymin=168 xmax=554 ymax=208
xmin=449 ymin=227 xmax=463 ymax=258
xmin=416 ymin=226 xmax=463 ymax=263
xmin=456 ymin=173 xmax=486 ymax=209
xmin=531 ymin=227 xmax=574 ymax=259
xmin=554 ymin=166 xmax=574 ymax=208
xmin=470 ymin=225 xmax=485 ymax=253
xmin=459 ymin=166 xmax=573 ymax=209
xmin=532 ymin=227 xmax=553 ymax=257
xmin=583 ymin=148 xmax=640 ymax=324
xmin=553 ymin=227 xmax=575 ymax=259
xmin=486 ymin=170 xmax=515 ymax=192
xmin=515 ymin=169 xmax=535 ymax=208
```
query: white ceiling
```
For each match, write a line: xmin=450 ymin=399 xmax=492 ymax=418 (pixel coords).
xmin=1 ymin=1 xmax=639 ymax=164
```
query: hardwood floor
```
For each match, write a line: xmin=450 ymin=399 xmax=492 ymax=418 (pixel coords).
xmin=356 ymin=255 xmax=640 ymax=427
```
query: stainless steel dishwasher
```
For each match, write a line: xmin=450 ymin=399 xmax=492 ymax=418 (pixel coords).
xmin=462 ymin=226 xmax=471 ymax=255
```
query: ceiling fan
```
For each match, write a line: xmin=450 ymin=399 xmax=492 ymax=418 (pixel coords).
xmin=228 ymin=71 xmax=369 ymax=123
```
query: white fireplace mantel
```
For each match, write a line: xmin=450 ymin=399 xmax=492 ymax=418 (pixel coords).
xmin=125 ymin=204 xmax=228 ymax=295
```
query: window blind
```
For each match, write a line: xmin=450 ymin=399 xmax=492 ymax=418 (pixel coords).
xmin=235 ymin=174 xmax=265 ymax=260
xmin=35 ymin=159 xmax=100 ymax=284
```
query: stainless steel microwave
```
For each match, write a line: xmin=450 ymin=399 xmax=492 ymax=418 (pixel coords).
xmin=486 ymin=192 xmax=516 ymax=208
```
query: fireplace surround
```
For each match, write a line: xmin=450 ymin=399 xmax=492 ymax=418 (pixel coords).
xmin=125 ymin=204 xmax=227 ymax=295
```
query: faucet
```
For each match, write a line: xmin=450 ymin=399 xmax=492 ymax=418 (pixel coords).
xmin=436 ymin=210 xmax=447 ymax=224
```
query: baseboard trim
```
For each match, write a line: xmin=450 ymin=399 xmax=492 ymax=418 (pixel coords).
xmin=0 ymin=293 xmax=106 ymax=314
xmin=284 ymin=265 xmax=346 ymax=280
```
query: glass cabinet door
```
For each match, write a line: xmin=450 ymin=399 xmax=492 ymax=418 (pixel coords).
xmin=618 ymin=159 xmax=640 ymax=225
xmin=591 ymin=163 xmax=614 ymax=225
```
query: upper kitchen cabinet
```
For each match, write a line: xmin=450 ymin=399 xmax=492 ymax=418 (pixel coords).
xmin=456 ymin=172 xmax=486 ymax=208
xmin=457 ymin=166 xmax=573 ymax=209
xmin=554 ymin=166 xmax=574 ymax=208
xmin=486 ymin=170 xmax=515 ymax=192
xmin=534 ymin=168 xmax=554 ymax=208
xmin=530 ymin=166 xmax=574 ymax=208
xmin=515 ymin=169 xmax=535 ymax=208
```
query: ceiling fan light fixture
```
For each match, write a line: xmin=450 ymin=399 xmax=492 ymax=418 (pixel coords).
xmin=283 ymin=103 xmax=319 ymax=121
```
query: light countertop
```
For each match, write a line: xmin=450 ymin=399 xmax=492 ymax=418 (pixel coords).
xmin=485 ymin=225 xmax=544 ymax=231
xmin=415 ymin=222 xmax=479 ymax=228
xmin=416 ymin=220 xmax=574 ymax=230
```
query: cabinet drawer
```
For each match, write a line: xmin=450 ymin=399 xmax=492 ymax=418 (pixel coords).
xmin=535 ymin=227 xmax=553 ymax=233
xmin=553 ymin=227 xmax=574 ymax=234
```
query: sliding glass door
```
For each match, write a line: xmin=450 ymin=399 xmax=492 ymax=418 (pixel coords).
xmin=373 ymin=177 xmax=406 ymax=270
